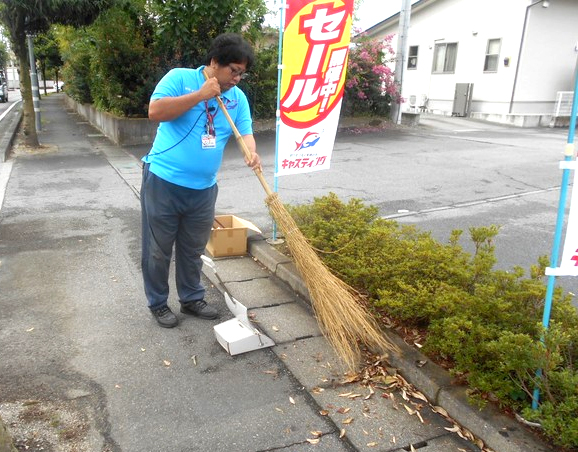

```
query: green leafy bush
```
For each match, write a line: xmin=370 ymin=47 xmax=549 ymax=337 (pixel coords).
xmin=88 ymin=6 xmax=157 ymax=117
xmin=286 ymin=192 xmax=578 ymax=449
xmin=58 ymin=27 xmax=93 ymax=105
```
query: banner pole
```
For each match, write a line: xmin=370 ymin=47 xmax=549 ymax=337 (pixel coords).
xmin=532 ymin=57 xmax=578 ymax=410
xmin=271 ymin=0 xmax=287 ymax=243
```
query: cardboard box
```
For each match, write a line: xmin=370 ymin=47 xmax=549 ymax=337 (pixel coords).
xmin=206 ymin=215 xmax=261 ymax=258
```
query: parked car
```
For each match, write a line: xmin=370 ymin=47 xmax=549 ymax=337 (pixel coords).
xmin=0 ymin=83 xmax=8 ymax=103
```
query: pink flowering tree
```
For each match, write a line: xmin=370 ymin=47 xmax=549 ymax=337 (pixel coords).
xmin=342 ymin=31 xmax=401 ymax=117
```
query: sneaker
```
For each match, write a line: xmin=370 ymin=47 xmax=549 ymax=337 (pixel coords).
xmin=180 ymin=300 xmax=219 ymax=320
xmin=151 ymin=305 xmax=178 ymax=328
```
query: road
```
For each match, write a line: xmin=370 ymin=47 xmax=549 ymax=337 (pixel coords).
xmin=0 ymin=88 xmax=22 ymax=131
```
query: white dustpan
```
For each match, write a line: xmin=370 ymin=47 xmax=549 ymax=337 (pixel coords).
xmin=201 ymin=255 xmax=275 ymax=355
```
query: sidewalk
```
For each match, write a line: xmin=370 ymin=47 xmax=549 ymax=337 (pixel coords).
xmin=0 ymin=94 xmax=553 ymax=452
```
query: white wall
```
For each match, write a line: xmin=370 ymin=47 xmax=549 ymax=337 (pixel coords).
xmin=513 ymin=0 xmax=578 ymax=113
xmin=6 ymin=65 xmax=19 ymax=90
xmin=372 ymin=0 xmax=578 ymax=116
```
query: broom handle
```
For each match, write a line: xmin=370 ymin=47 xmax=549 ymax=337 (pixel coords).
xmin=203 ymin=69 xmax=273 ymax=197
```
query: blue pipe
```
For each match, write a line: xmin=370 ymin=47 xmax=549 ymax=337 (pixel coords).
xmin=272 ymin=0 xmax=286 ymax=241
xmin=532 ymin=59 xmax=578 ymax=409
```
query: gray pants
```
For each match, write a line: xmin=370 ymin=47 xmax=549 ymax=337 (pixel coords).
xmin=141 ymin=164 xmax=218 ymax=310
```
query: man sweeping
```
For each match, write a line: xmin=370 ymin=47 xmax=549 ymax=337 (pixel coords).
xmin=141 ymin=33 xmax=261 ymax=328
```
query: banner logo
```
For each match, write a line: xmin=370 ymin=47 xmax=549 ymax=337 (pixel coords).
xmin=295 ymin=131 xmax=321 ymax=151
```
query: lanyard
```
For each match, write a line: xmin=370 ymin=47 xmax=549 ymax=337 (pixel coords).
xmin=204 ymin=101 xmax=216 ymax=136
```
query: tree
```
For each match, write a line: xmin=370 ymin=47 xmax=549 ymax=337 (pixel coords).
xmin=150 ymin=0 xmax=267 ymax=71
xmin=87 ymin=2 xmax=157 ymax=117
xmin=0 ymin=0 xmax=113 ymax=146
xmin=0 ymin=40 xmax=8 ymax=73
xmin=34 ymin=29 xmax=63 ymax=95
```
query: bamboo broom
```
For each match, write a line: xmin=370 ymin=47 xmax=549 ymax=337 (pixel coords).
xmin=204 ymin=70 xmax=400 ymax=368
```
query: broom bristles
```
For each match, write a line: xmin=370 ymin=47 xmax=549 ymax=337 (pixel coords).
xmin=265 ymin=193 xmax=400 ymax=369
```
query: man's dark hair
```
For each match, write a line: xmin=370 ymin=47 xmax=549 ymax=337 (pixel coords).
xmin=205 ymin=33 xmax=255 ymax=70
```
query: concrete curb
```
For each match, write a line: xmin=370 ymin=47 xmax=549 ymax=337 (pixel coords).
xmin=0 ymin=102 xmax=22 ymax=163
xmin=247 ymin=234 xmax=553 ymax=452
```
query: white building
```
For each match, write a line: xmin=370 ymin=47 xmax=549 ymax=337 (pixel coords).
xmin=6 ymin=63 xmax=19 ymax=90
xmin=365 ymin=0 xmax=578 ymax=126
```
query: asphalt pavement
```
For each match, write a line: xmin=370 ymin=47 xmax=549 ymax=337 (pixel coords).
xmin=0 ymin=94 xmax=557 ymax=452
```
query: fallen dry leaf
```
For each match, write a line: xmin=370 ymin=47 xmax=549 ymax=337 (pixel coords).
xmin=306 ymin=438 xmax=320 ymax=445
xmin=404 ymin=404 xmax=416 ymax=415
xmin=310 ymin=430 xmax=322 ymax=437
xmin=401 ymin=388 xmax=409 ymax=401
xmin=311 ymin=387 xmax=324 ymax=394
xmin=340 ymin=373 xmax=360 ymax=384
xmin=364 ymin=386 xmax=375 ymax=400
xmin=432 ymin=405 xmax=449 ymax=417
xmin=191 ymin=355 xmax=197 ymax=366
xmin=319 ymin=409 xmax=329 ymax=416
xmin=339 ymin=429 xmax=346 ymax=438
xmin=367 ymin=442 xmax=378 ymax=447
xmin=289 ymin=396 xmax=295 ymax=405
xmin=382 ymin=375 xmax=398 ymax=385
xmin=409 ymin=390 xmax=428 ymax=402
xmin=342 ymin=418 xmax=354 ymax=425
xmin=275 ymin=407 xmax=283 ymax=413
xmin=26 ymin=327 xmax=34 ymax=332
xmin=163 ymin=360 xmax=171 ymax=367
xmin=337 ymin=407 xmax=351 ymax=414
xmin=272 ymin=325 xmax=280 ymax=332
xmin=416 ymin=411 xmax=424 ymax=423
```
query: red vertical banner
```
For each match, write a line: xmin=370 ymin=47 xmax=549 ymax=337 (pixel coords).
xmin=276 ymin=0 xmax=354 ymax=176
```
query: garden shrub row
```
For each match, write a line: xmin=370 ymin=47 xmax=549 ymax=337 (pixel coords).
xmin=286 ymin=192 xmax=578 ymax=449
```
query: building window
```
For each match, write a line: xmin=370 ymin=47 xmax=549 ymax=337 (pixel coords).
xmin=408 ymin=46 xmax=418 ymax=69
xmin=432 ymin=42 xmax=457 ymax=73
xmin=484 ymin=38 xmax=501 ymax=72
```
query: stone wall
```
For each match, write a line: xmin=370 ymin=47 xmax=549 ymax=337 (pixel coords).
xmin=63 ymin=96 xmax=158 ymax=146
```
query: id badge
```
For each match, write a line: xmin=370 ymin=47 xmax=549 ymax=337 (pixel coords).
xmin=201 ymin=134 xmax=216 ymax=149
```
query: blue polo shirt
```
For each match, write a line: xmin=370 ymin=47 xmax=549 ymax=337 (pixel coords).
xmin=143 ymin=66 xmax=252 ymax=189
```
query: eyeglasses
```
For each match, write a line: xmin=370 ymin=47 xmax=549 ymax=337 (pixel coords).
xmin=228 ymin=65 xmax=249 ymax=80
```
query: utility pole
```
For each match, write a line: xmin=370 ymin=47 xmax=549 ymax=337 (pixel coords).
xmin=390 ymin=0 xmax=412 ymax=124
xmin=27 ymin=34 xmax=41 ymax=132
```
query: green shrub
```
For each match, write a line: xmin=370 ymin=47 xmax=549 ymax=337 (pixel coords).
xmin=59 ymin=28 xmax=93 ymax=105
xmin=88 ymin=6 xmax=157 ymax=117
xmin=287 ymin=192 xmax=578 ymax=449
